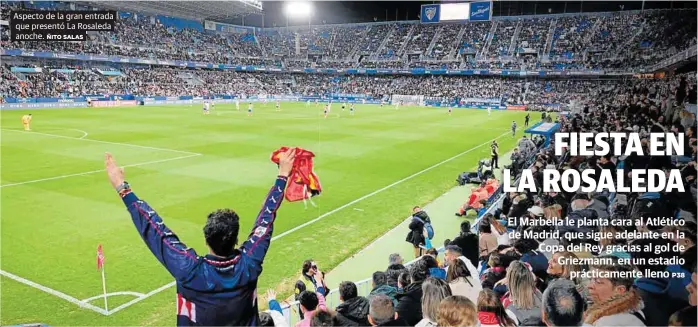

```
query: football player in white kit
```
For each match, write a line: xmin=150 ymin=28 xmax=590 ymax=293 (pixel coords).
xmin=202 ymin=101 xmax=210 ymax=115
xmin=488 ymin=106 xmax=492 ymax=116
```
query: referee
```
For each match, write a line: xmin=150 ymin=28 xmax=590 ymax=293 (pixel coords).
xmin=491 ymin=141 xmax=499 ymax=169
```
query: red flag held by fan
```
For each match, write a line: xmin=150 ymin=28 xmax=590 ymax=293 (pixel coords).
xmin=271 ymin=147 xmax=322 ymax=202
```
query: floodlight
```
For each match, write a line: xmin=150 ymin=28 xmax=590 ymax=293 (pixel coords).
xmin=284 ymin=1 xmax=312 ymax=18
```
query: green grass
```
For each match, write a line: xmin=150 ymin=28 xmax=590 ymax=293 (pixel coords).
xmin=1 ymin=103 xmax=527 ymax=325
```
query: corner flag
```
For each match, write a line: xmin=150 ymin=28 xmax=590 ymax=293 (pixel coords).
xmin=96 ymin=244 xmax=108 ymax=312
xmin=97 ymin=244 xmax=105 ymax=270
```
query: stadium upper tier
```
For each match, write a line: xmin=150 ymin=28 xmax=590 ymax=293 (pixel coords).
xmin=0 ymin=1 xmax=696 ymax=72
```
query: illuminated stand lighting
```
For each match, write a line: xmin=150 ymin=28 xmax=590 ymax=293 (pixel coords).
xmin=284 ymin=1 xmax=313 ymax=26
xmin=284 ymin=1 xmax=313 ymax=56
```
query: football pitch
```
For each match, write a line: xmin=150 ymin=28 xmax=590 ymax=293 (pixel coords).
xmin=1 ymin=103 xmax=527 ymax=325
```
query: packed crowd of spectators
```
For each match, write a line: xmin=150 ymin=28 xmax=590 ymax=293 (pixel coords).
xmin=428 ymin=24 xmax=460 ymax=60
xmin=549 ymin=16 xmax=592 ymax=59
xmin=404 ymin=25 xmax=439 ymax=55
xmin=458 ymin=22 xmax=491 ymax=57
xmin=378 ymin=24 xmax=413 ymax=59
xmin=488 ymin=21 xmax=517 ymax=57
xmin=2 ymin=60 xmax=681 ymax=109
xmin=515 ymin=18 xmax=550 ymax=55
xmin=2 ymin=5 xmax=695 ymax=72
xmin=355 ymin=24 xmax=397 ymax=56
xmin=265 ymin=71 xmax=698 ymax=327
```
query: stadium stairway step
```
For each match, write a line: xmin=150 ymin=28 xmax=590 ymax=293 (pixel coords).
xmin=323 ymin=152 xmax=514 ymax=290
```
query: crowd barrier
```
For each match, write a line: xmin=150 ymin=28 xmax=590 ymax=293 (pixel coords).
xmin=276 ymin=246 xmax=445 ymax=326
xmin=0 ymin=102 xmax=89 ymax=109
xmin=91 ymin=100 xmax=138 ymax=107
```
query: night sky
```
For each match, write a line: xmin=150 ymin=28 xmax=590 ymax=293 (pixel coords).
xmin=231 ymin=1 xmax=697 ymax=28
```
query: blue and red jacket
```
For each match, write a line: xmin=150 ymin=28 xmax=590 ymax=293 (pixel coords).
xmin=122 ymin=176 xmax=288 ymax=326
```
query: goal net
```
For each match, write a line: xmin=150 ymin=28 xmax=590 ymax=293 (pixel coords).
xmin=391 ymin=94 xmax=424 ymax=106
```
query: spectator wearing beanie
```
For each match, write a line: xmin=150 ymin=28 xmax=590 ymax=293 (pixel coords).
xmin=417 ymin=278 xmax=452 ymax=327
xmin=334 ymin=281 xmax=370 ymax=326
xmin=477 ymin=289 xmax=517 ymax=327
xmin=585 ymin=257 xmax=645 ymax=327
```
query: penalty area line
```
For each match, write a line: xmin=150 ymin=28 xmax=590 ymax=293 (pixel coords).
xmin=1 ymin=128 xmax=199 ymax=155
xmin=0 ymin=153 xmax=201 ymax=188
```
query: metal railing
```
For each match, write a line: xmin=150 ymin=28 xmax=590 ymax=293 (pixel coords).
xmin=273 ymin=247 xmax=445 ymax=325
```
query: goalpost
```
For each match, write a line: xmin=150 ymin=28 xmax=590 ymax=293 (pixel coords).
xmin=391 ymin=94 xmax=424 ymax=106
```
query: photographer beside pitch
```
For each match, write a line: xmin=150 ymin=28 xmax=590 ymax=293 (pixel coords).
xmin=104 ymin=149 xmax=296 ymax=326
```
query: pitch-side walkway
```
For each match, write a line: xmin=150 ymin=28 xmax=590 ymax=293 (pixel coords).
xmin=324 ymin=154 xmax=512 ymax=290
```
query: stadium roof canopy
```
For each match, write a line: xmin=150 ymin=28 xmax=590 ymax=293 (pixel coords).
xmin=84 ymin=1 xmax=263 ymax=22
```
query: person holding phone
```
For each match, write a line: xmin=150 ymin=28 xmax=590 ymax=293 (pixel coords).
xmin=295 ymin=259 xmax=329 ymax=319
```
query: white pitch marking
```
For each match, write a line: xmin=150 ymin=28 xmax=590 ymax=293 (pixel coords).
xmin=105 ymin=281 xmax=176 ymax=315
xmin=0 ymin=269 xmax=109 ymax=315
xmin=270 ymin=131 xmax=509 ymax=241
xmin=3 ymin=131 xmax=508 ymax=314
xmin=1 ymin=128 xmax=199 ymax=155
xmin=68 ymin=128 xmax=89 ymax=139
xmin=0 ymin=153 xmax=201 ymax=188
xmin=81 ymin=291 xmax=146 ymax=303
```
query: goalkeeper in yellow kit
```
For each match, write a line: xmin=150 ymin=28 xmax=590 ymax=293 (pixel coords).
xmin=22 ymin=114 xmax=32 ymax=130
